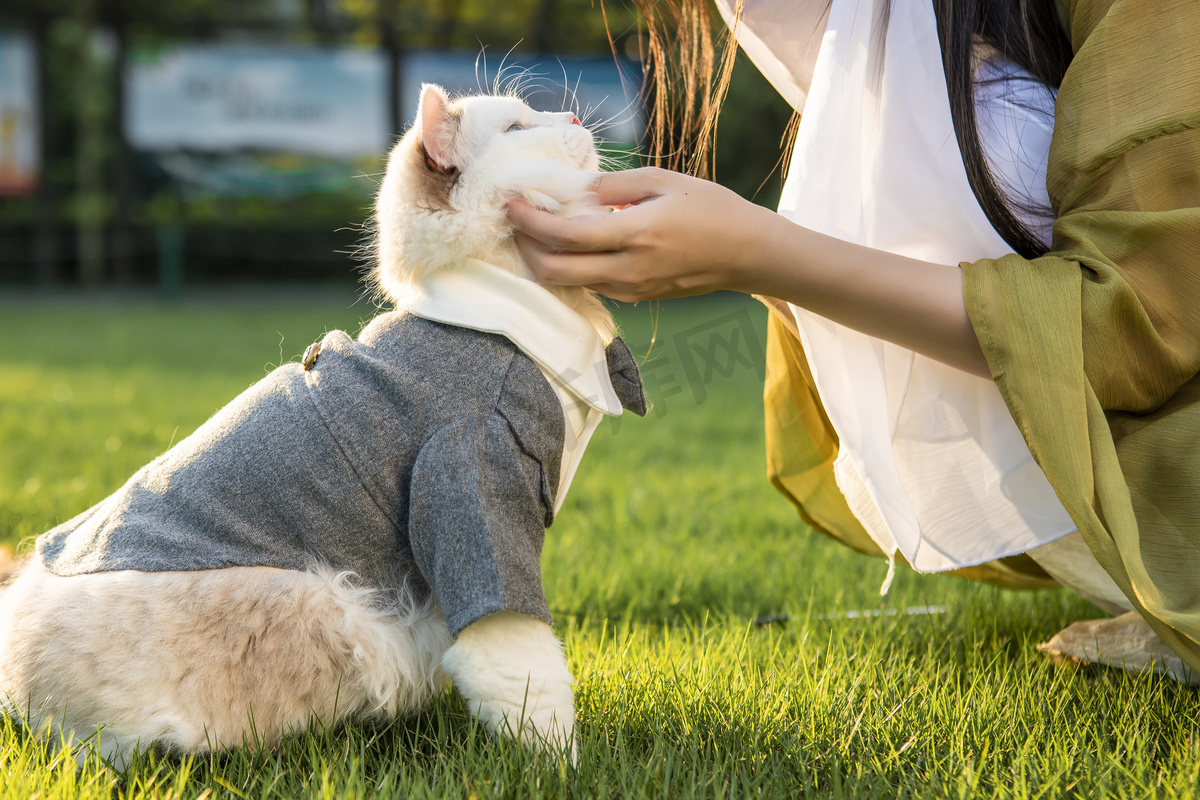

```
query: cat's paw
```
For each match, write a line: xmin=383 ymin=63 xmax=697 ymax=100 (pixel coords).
xmin=442 ymin=611 xmax=577 ymax=762
xmin=474 ymin=685 xmax=576 ymax=761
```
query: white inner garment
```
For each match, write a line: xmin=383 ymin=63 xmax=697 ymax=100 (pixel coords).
xmin=397 ymin=257 xmax=621 ymax=513
xmin=730 ymin=0 xmax=1077 ymax=585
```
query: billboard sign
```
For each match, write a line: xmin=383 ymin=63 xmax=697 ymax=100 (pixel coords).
xmin=125 ymin=43 xmax=643 ymax=197
xmin=0 ymin=31 xmax=39 ymax=195
xmin=127 ymin=43 xmax=388 ymax=157
xmin=127 ymin=43 xmax=388 ymax=196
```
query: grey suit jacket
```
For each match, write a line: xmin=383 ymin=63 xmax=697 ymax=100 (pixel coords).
xmin=37 ymin=312 xmax=646 ymax=637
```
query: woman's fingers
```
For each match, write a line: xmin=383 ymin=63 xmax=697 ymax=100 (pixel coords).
xmin=507 ymin=167 xmax=670 ymax=250
xmin=515 ymin=233 xmax=661 ymax=302
xmin=589 ymin=167 xmax=666 ymax=208
xmin=508 ymin=198 xmax=642 ymax=252
xmin=510 ymin=166 xmax=752 ymax=301
xmin=513 ymin=231 xmax=625 ymax=286
xmin=505 ymin=198 xmax=568 ymax=244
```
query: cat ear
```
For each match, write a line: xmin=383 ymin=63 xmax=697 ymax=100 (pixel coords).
xmin=418 ymin=84 xmax=458 ymax=175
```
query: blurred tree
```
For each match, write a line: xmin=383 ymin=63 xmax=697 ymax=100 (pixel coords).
xmin=75 ymin=1 xmax=110 ymax=288
xmin=713 ymin=53 xmax=795 ymax=209
xmin=0 ymin=0 xmax=807 ymax=288
xmin=327 ymin=0 xmax=638 ymax=54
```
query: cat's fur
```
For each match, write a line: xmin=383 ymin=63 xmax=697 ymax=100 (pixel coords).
xmin=0 ymin=84 xmax=611 ymax=765
xmin=373 ymin=84 xmax=614 ymax=340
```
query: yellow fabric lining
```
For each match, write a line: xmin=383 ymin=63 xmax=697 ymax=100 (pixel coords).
xmin=762 ymin=0 xmax=1200 ymax=661
xmin=762 ymin=306 xmax=1056 ymax=591
xmin=964 ymin=0 xmax=1200 ymax=669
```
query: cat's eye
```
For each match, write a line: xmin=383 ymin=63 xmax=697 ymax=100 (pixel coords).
xmin=506 ymin=122 xmax=525 ymax=133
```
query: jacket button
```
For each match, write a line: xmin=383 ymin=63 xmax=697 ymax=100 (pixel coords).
xmin=302 ymin=342 xmax=321 ymax=371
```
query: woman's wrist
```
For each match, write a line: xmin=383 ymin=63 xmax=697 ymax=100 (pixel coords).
xmin=717 ymin=200 xmax=795 ymax=296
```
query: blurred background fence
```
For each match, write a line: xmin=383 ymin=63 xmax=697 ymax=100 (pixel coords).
xmin=0 ymin=0 xmax=791 ymax=294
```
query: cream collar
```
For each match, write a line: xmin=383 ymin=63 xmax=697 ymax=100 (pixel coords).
xmin=396 ymin=258 xmax=624 ymax=417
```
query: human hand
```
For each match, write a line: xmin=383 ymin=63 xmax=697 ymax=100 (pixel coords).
xmin=506 ymin=167 xmax=782 ymax=302
xmin=510 ymin=166 xmax=992 ymax=376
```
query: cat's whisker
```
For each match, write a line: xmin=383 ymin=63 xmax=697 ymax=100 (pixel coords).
xmin=579 ymin=102 xmax=604 ymax=124
xmin=496 ymin=67 xmax=529 ymax=98
xmin=584 ymin=93 xmax=642 ymax=132
xmin=574 ymin=87 xmax=644 ymax=149
xmin=586 ymin=121 xmax=624 ymax=139
xmin=556 ymin=64 xmax=585 ymax=118
xmin=473 ymin=45 xmax=495 ymax=97
xmin=501 ymin=72 xmax=550 ymax=103
xmin=492 ymin=45 xmax=554 ymax=100
xmin=491 ymin=42 xmax=522 ymax=95
xmin=596 ymin=149 xmax=645 ymax=172
xmin=597 ymin=143 xmax=643 ymax=158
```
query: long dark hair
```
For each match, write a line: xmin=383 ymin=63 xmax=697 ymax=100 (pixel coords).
xmin=623 ymin=0 xmax=1073 ymax=258
xmin=935 ymin=0 xmax=1073 ymax=257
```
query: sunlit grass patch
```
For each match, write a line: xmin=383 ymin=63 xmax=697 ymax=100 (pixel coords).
xmin=1 ymin=293 xmax=1196 ymax=799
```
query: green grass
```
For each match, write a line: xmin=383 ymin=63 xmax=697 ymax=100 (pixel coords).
xmin=1 ymin=293 xmax=1198 ymax=799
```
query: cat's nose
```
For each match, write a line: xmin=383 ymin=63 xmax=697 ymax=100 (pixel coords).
xmin=569 ymin=114 xmax=581 ymax=126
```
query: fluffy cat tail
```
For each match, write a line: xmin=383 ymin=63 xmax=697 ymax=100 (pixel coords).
xmin=0 ymin=562 xmax=451 ymax=766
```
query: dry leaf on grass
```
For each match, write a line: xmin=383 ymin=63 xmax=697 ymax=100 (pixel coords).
xmin=1037 ymin=611 xmax=1198 ymax=685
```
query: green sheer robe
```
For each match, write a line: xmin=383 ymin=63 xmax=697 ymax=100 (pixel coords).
xmin=763 ymin=0 xmax=1200 ymax=669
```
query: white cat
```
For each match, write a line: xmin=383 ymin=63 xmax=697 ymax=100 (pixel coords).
xmin=373 ymin=83 xmax=614 ymax=339
xmin=0 ymin=84 xmax=636 ymax=767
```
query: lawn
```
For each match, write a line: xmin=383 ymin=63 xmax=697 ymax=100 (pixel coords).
xmin=1 ymin=292 xmax=1197 ymax=799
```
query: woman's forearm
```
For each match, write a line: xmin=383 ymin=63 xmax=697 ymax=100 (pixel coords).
xmin=744 ymin=211 xmax=992 ymax=378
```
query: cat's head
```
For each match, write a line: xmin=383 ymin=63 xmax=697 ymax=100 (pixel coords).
xmin=372 ymin=84 xmax=613 ymax=338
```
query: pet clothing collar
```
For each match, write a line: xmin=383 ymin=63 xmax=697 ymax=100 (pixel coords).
xmin=397 ymin=257 xmax=625 ymax=416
